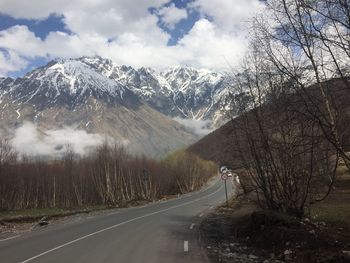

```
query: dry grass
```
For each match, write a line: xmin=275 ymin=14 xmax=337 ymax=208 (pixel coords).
xmin=310 ymin=166 xmax=350 ymax=230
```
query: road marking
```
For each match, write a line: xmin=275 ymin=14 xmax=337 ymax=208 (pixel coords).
xmin=189 ymin=223 xmax=195 ymax=230
xmin=199 ymin=213 xmax=204 ymax=217
xmin=20 ymin=185 xmax=223 ymax=263
xmin=184 ymin=241 xmax=189 ymax=252
xmin=0 ymin=235 xmax=21 ymax=242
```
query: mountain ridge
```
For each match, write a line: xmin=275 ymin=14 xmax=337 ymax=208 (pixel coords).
xmin=0 ymin=56 xmax=237 ymax=157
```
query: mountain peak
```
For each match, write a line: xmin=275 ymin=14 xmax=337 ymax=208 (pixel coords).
xmin=1 ymin=56 xmax=233 ymax=128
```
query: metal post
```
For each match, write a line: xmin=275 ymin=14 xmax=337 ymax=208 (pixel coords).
xmin=224 ymin=179 xmax=228 ymax=207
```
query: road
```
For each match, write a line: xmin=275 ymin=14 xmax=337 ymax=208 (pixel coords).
xmin=0 ymin=176 xmax=232 ymax=263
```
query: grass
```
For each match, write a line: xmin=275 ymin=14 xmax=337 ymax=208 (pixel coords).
xmin=310 ymin=204 xmax=350 ymax=228
xmin=309 ymin=168 xmax=350 ymax=229
xmin=0 ymin=205 xmax=112 ymax=221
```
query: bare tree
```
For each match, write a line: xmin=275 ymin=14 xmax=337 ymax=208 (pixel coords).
xmin=227 ymin=35 xmax=339 ymax=217
xmin=249 ymin=0 xmax=350 ymax=170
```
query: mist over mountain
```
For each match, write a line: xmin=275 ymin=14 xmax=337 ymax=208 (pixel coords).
xmin=0 ymin=56 xmax=236 ymax=157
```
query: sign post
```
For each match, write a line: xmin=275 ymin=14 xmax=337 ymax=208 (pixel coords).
xmin=224 ymin=179 xmax=228 ymax=207
xmin=219 ymin=165 xmax=230 ymax=207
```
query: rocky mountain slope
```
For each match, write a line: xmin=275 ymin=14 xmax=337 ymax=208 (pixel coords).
xmin=76 ymin=56 xmax=232 ymax=128
xmin=0 ymin=56 xmax=239 ymax=157
xmin=0 ymin=59 xmax=198 ymax=157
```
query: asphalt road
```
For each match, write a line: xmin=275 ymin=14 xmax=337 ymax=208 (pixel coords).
xmin=0 ymin=176 xmax=232 ymax=263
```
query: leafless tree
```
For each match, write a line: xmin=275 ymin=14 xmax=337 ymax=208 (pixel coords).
xmin=228 ymin=36 xmax=339 ymax=217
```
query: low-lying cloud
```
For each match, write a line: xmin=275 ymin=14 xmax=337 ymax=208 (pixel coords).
xmin=173 ymin=117 xmax=213 ymax=135
xmin=10 ymin=122 xmax=106 ymax=157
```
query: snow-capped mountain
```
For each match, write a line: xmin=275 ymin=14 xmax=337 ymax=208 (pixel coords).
xmin=0 ymin=58 xmax=132 ymax=110
xmin=73 ymin=56 xmax=232 ymax=127
xmin=1 ymin=57 xmax=232 ymax=127
xmin=0 ymin=56 xmax=236 ymax=156
xmin=0 ymin=58 xmax=200 ymax=157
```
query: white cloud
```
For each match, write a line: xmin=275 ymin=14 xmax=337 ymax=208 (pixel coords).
xmin=0 ymin=0 xmax=264 ymax=74
xmin=0 ymin=0 xmax=168 ymax=20
xmin=158 ymin=3 xmax=187 ymax=29
xmin=173 ymin=117 xmax=213 ymax=135
xmin=177 ymin=19 xmax=246 ymax=69
xmin=190 ymin=0 xmax=264 ymax=32
xmin=0 ymin=50 xmax=28 ymax=76
xmin=10 ymin=122 xmax=106 ymax=156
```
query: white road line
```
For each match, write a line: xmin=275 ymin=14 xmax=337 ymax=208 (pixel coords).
xmin=184 ymin=241 xmax=189 ymax=252
xmin=189 ymin=223 xmax=195 ymax=230
xmin=15 ymin=109 xmax=21 ymax=119
xmin=0 ymin=235 xmax=21 ymax=242
xmin=20 ymin=185 xmax=223 ymax=263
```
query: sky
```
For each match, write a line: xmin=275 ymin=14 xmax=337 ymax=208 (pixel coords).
xmin=0 ymin=0 xmax=264 ymax=77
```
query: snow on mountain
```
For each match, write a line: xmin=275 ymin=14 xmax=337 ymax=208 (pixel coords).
xmin=0 ymin=58 xmax=199 ymax=157
xmin=0 ymin=56 xmax=236 ymax=130
xmin=71 ymin=56 xmax=233 ymax=128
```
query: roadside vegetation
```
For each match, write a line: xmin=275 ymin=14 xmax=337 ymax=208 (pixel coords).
xmin=194 ymin=1 xmax=350 ymax=262
xmin=225 ymin=0 xmax=350 ymax=219
xmin=0 ymin=140 xmax=216 ymax=214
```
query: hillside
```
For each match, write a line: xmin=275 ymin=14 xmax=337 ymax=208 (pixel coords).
xmin=187 ymin=78 xmax=350 ymax=166
xmin=0 ymin=56 xmax=245 ymax=157
xmin=0 ymin=58 xmax=199 ymax=157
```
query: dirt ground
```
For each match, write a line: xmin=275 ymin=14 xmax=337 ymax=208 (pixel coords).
xmin=200 ymin=169 xmax=350 ymax=263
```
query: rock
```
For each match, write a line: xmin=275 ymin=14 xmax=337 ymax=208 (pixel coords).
xmin=37 ymin=216 xmax=49 ymax=226
xmin=319 ymin=221 xmax=326 ymax=227
xmin=284 ymin=249 xmax=293 ymax=261
xmin=249 ymin=254 xmax=258 ymax=259
xmin=342 ymin=251 xmax=350 ymax=260
xmin=304 ymin=218 xmax=310 ymax=223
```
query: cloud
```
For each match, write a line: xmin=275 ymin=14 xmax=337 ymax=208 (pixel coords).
xmin=190 ymin=0 xmax=264 ymax=32
xmin=177 ymin=19 xmax=246 ymax=69
xmin=0 ymin=0 xmax=168 ymax=20
xmin=10 ymin=122 xmax=107 ymax=156
xmin=0 ymin=50 xmax=28 ymax=76
xmin=158 ymin=3 xmax=188 ymax=29
xmin=173 ymin=117 xmax=213 ymax=135
xmin=0 ymin=0 xmax=264 ymax=75
xmin=0 ymin=25 xmax=94 ymax=59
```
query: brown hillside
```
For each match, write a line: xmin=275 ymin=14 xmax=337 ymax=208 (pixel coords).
xmin=187 ymin=78 xmax=350 ymax=167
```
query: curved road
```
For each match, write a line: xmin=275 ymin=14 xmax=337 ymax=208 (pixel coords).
xmin=0 ymin=176 xmax=231 ymax=263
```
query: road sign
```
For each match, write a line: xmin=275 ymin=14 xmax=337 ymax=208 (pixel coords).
xmin=219 ymin=165 xmax=228 ymax=174
xmin=219 ymin=164 xmax=231 ymax=207
xmin=221 ymin=173 xmax=228 ymax=180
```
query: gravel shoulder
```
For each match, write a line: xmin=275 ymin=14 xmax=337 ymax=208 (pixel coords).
xmin=200 ymin=184 xmax=350 ymax=263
